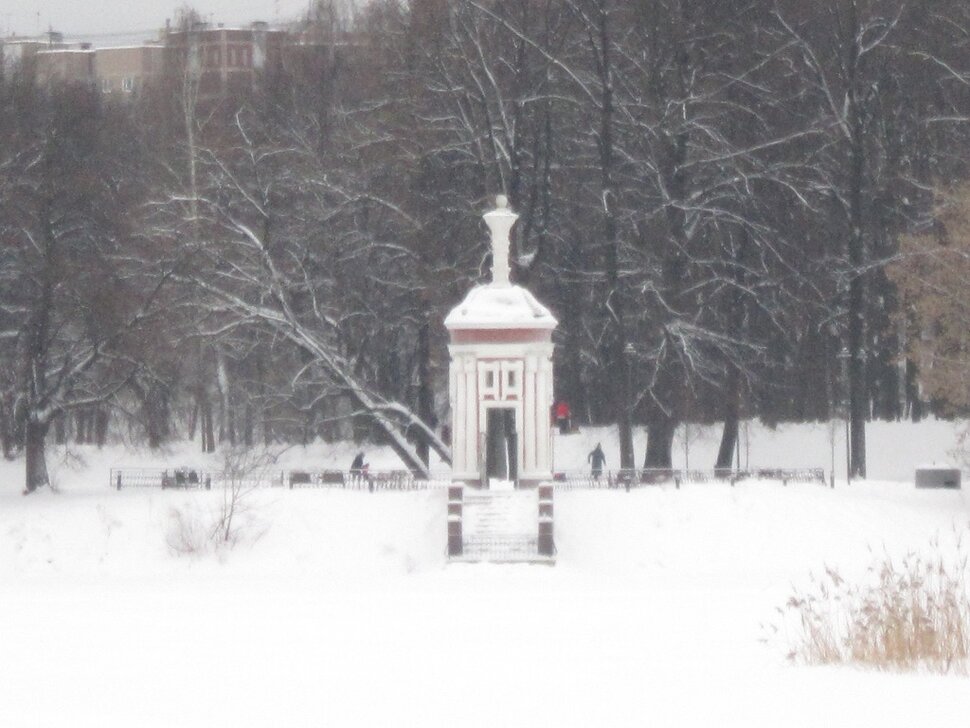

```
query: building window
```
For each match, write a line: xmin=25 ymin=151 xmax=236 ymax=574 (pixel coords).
xmin=479 ymin=361 xmax=522 ymax=402
xmin=122 ymin=77 xmax=133 ymax=92
xmin=101 ymin=77 xmax=111 ymax=93
xmin=227 ymin=48 xmax=234 ymax=66
xmin=500 ymin=361 xmax=523 ymax=401
xmin=480 ymin=363 xmax=501 ymax=401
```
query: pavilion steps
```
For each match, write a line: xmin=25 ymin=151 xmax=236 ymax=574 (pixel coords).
xmin=449 ymin=488 xmax=554 ymax=564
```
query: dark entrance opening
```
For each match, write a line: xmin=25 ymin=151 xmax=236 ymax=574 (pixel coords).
xmin=485 ymin=408 xmax=517 ymax=483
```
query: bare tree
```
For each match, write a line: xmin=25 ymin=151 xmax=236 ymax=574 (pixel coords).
xmin=149 ymin=102 xmax=451 ymax=476
xmin=0 ymin=81 xmax=168 ymax=491
xmin=774 ymin=0 xmax=970 ymax=476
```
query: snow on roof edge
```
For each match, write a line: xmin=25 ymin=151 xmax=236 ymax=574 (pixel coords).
xmin=444 ymin=283 xmax=558 ymax=330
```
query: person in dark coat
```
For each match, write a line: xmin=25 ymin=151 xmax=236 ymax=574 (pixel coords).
xmin=588 ymin=443 xmax=606 ymax=479
xmin=350 ymin=451 xmax=372 ymax=490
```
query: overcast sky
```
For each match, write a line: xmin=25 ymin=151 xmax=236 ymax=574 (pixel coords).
xmin=4 ymin=1 xmax=313 ymax=38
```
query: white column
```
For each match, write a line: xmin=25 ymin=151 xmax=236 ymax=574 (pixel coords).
xmin=524 ymin=355 xmax=538 ymax=474
xmin=464 ymin=356 xmax=478 ymax=476
xmin=537 ymin=354 xmax=545 ymax=472
xmin=451 ymin=354 xmax=465 ymax=473
xmin=536 ymin=354 xmax=553 ymax=475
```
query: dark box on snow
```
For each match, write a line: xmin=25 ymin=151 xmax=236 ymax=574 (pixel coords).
xmin=915 ymin=467 xmax=961 ymax=489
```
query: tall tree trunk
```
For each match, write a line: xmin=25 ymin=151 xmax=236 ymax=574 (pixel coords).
xmin=716 ymin=366 xmax=741 ymax=472
xmin=847 ymin=144 xmax=867 ymax=477
xmin=557 ymin=230 xmax=588 ymax=423
xmin=243 ymin=403 xmax=254 ymax=446
xmin=75 ymin=410 xmax=88 ymax=444
xmin=716 ymin=228 xmax=747 ymax=472
xmin=905 ymin=358 xmax=922 ymax=422
xmin=415 ymin=316 xmax=434 ymax=467
xmin=95 ymin=407 xmax=109 ymax=448
xmin=848 ymin=274 xmax=867 ymax=477
xmin=644 ymin=416 xmax=676 ymax=469
xmin=302 ymin=411 xmax=312 ymax=446
xmin=54 ymin=413 xmax=66 ymax=445
xmin=263 ymin=408 xmax=273 ymax=446
xmin=187 ymin=400 xmax=199 ymax=441
xmin=565 ymin=289 xmax=588 ymax=424
xmin=845 ymin=1 xmax=868 ymax=479
xmin=25 ymin=419 xmax=51 ymax=493
xmin=0 ymin=400 xmax=13 ymax=459
xmin=142 ymin=383 xmax=169 ymax=449
xmin=847 ymin=176 xmax=867 ymax=476
xmin=594 ymin=2 xmax=634 ymax=468
xmin=200 ymin=396 xmax=215 ymax=453
xmin=216 ymin=350 xmax=231 ymax=443
xmin=255 ymin=356 xmax=273 ymax=445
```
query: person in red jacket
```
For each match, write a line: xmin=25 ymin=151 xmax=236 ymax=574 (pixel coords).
xmin=554 ymin=400 xmax=571 ymax=435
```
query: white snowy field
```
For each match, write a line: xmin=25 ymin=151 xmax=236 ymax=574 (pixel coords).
xmin=1 ymin=420 xmax=970 ymax=727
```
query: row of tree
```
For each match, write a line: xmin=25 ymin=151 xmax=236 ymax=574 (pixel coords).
xmin=2 ymin=0 xmax=970 ymax=491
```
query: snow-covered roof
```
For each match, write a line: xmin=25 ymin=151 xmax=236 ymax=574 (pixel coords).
xmin=95 ymin=44 xmax=163 ymax=52
xmin=36 ymin=48 xmax=95 ymax=55
xmin=445 ymin=283 xmax=557 ymax=330
xmin=68 ymin=33 xmax=162 ymax=48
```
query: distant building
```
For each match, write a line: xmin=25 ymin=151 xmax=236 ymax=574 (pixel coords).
xmin=1 ymin=32 xmax=69 ymax=73
xmin=96 ymin=45 xmax=164 ymax=95
xmin=3 ymin=20 xmax=329 ymax=100
xmin=163 ymin=21 xmax=286 ymax=97
xmin=35 ymin=48 xmax=95 ymax=86
xmin=1 ymin=31 xmax=98 ymax=87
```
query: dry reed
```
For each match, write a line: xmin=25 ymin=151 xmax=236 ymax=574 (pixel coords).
xmin=774 ymin=534 xmax=970 ymax=674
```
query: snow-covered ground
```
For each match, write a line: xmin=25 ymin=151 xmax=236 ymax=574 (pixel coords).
xmin=2 ymin=420 xmax=970 ymax=727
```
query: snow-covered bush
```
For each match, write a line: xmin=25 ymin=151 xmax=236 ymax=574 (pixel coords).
xmin=166 ymin=504 xmax=212 ymax=555
xmin=776 ymin=534 xmax=970 ymax=673
xmin=165 ymin=448 xmax=275 ymax=556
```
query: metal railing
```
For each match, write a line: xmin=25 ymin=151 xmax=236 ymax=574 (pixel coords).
xmin=109 ymin=466 xmax=824 ymax=492
xmin=109 ymin=467 xmax=454 ymax=491
xmin=109 ymin=468 xmax=222 ymax=490
xmin=551 ymin=467 xmax=825 ymax=491
xmin=285 ymin=469 xmax=454 ymax=491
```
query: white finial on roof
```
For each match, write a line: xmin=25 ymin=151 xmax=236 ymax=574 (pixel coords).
xmin=483 ymin=194 xmax=516 ymax=287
